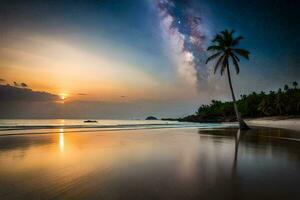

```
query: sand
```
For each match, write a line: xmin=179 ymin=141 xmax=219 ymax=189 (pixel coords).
xmin=246 ymin=117 xmax=300 ymax=132
xmin=0 ymin=127 xmax=300 ymax=199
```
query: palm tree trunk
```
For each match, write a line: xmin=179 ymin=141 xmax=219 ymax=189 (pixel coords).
xmin=226 ymin=66 xmax=250 ymax=130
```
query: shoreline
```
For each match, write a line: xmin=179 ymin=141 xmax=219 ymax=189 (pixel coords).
xmin=245 ymin=117 xmax=300 ymax=132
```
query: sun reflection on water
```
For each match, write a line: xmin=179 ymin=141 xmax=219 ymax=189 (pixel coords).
xmin=59 ymin=128 xmax=64 ymax=153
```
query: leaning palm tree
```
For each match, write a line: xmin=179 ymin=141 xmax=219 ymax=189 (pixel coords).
xmin=206 ymin=29 xmax=250 ymax=130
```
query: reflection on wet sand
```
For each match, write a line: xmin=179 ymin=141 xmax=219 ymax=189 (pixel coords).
xmin=59 ymin=128 xmax=64 ymax=153
xmin=231 ymin=129 xmax=242 ymax=200
xmin=232 ymin=129 xmax=240 ymax=177
xmin=0 ymin=127 xmax=300 ymax=199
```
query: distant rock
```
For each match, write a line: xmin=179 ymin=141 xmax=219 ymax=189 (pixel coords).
xmin=84 ymin=120 xmax=98 ymax=123
xmin=145 ymin=116 xmax=158 ymax=120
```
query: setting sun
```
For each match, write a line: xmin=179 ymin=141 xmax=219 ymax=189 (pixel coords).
xmin=60 ymin=94 xmax=67 ymax=101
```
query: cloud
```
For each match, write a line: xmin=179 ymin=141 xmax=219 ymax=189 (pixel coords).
xmin=13 ymin=81 xmax=28 ymax=88
xmin=20 ymin=82 xmax=28 ymax=88
xmin=0 ymin=84 xmax=59 ymax=102
xmin=77 ymin=93 xmax=87 ymax=96
xmin=0 ymin=78 xmax=4 ymax=82
xmin=13 ymin=81 xmax=19 ymax=87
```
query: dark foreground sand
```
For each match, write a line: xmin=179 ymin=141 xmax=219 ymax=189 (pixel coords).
xmin=0 ymin=127 xmax=300 ymax=200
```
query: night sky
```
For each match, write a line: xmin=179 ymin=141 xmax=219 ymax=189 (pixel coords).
xmin=0 ymin=0 xmax=299 ymax=118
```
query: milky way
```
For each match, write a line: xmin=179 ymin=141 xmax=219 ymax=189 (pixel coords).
xmin=156 ymin=0 xmax=208 ymax=87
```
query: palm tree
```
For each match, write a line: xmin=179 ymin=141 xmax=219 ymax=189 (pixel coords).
xmin=206 ymin=30 xmax=250 ymax=130
xmin=274 ymin=96 xmax=284 ymax=115
xmin=292 ymin=81 xmax=298 ymax=89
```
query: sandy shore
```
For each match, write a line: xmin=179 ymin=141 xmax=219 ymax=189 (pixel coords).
xmin=1 ymin=127 xmax=300 ymax=199
xmin=246 ymin=117 xmax=300 ymax=132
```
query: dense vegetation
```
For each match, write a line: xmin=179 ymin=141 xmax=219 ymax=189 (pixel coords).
xmin=180 ymin=82 xmax=300 ymax=122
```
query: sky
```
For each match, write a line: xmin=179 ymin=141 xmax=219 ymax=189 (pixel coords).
xmin=0 ymin=0 xmax=299 ymax=119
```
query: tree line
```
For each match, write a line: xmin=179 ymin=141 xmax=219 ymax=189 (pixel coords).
xmin=182 ymin=82 xmax=300 ymax=122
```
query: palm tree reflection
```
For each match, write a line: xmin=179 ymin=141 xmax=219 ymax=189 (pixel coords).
xmin=231 ymin=129 xmax=242 ymax=200
xmin=232 ymin=129 xmax=242 ymax=176
xmin=234 ymin=129 xmax=240 ymax=167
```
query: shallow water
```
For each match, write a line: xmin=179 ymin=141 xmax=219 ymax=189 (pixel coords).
xmin=0 ymin=127 xmax=300 ymax=199
xmin=0 ymin=119 xmax=235 ymax=135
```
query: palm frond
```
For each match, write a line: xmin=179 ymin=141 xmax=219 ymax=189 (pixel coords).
xmin=233 ymin=48 xmax=250 ymax=59
xmin=220 ymin=30 xmax=227 ymax=36
xmin=205 ymin=52 xmax=222 ymax=64
xmin=221 ymin=30 xmax=234 ymax=46
xmin=212 ymin=34 xmax=222 ymax=43
xmin=220 ymin=31 xmax=228 ymax=45
xmin=232 ymin=53 xmax=240 ymax=61
xmin=232 ymin=35 xmax=243 ymax=46
xmin=220 ymin=55 xmax=228 ymax=76
xmin=230 ymin=53 xmax=240 ymax=74
xmin=212 ymin=34 xmax=226 ymax=47
xmin=207 ymin=45 xmax=224 ymax=51
xmin=214 ymin=54 xmax=225 ymax=74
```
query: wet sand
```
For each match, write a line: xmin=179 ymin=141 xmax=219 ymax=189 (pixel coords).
xmin=0 ymin=127 xmax=300 ymax=199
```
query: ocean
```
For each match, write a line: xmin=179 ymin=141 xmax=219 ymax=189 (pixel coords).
xmin=0 ymin=119 xmax=236 ymax=136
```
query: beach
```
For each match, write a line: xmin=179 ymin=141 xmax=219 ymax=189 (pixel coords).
xmin=0 ymin=122 xmax=300 ymax=200
xmin=0 ymin=0 xmax=299 ymax=199
xmin=246 ymin=117 xmax=300 ymax=131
